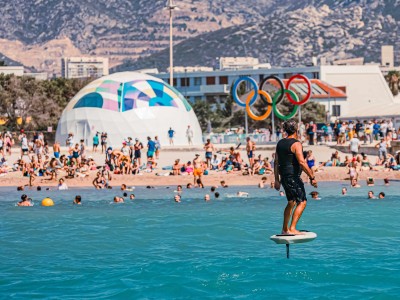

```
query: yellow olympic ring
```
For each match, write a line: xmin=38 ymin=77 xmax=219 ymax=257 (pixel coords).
xmin=245 ymin=90 xmax=272 ymax=121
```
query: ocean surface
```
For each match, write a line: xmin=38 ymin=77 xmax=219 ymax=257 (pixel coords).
xmin=1 ymin=181 xmax=400 ymax=299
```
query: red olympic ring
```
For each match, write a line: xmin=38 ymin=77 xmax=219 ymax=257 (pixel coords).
xmin=285 ymin=74 xmax=312 ymax=105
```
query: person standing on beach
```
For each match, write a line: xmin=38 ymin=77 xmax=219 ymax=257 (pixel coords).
xmin=147 ymin=136 xmax=156 ymax=161
xmin=53 ymin=141 xmax=60 ymax=159
xmin=193 ymin=154 xmax=203 ymax=185
xmin=93 ymin=133 xmax=99 ymax=153
xmin=274 ymin=120 xmax=317 ymax=235
xmin=134 ymin=138 xmax=143 ymax=167
xmin=246 ymin=137 xmax=255 ymax=166
xmin=349 ymin=133 xmax=360 ymax=157
xmin=168 ymin=127 xmax=175 ymax=145
xmin=154 ymin=136 xmax=161 ymax=159
xmin=204 ymin=139 xmax=215 ymax=169
xmin=101 ymin=132 xmax=107 ymax=154
xmin=186 ymin=125 xmax=194 ymax=145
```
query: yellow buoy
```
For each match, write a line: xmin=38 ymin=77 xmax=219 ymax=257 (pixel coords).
xmin=42 ymin=198 xmax=54 ymax=207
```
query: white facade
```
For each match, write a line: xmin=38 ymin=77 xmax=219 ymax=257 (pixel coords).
xmin=0 ymin=66 xmax=24 ymax=76
xmin=320 ymin=65 xmax=399 ymax=119
xmin=61 ymin=57 xmax=109 ymax=79
xmin=56 ymin=72 xmax=202 ymax=147
xmin=219 ymin=57 xmax=261 ymax=70
xmin=381 ymin=45 xmax=394 ymax=67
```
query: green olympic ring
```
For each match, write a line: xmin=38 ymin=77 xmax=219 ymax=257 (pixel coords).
xmin=273 ymin=89 xmax=299 ymax=120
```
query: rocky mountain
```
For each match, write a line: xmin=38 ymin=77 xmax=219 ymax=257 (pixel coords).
xmin=0 ymin=0 xmax=399 ymax=74
xmin=116 ymin=0 xmax=400 ymax=71
xmin=0 ymin=52 xmax=24 ymax=67
xmin=0 ymin=0 xmax=273 ymax=74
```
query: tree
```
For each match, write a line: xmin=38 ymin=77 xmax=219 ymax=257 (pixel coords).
xmin=0 ymin=74 xmax=93 ymax=131
xmin=385 ymin=70 xmax=400 ymax=96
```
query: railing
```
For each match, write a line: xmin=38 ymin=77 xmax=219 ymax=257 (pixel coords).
xmin=203 ymin=133 xmax=275 ymax=145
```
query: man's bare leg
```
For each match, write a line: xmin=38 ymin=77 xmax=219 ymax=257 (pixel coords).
xmin=289 ymin=201 xmax=307 ymax=234
xmin=282 ymin=201 xmax=296 ymax=234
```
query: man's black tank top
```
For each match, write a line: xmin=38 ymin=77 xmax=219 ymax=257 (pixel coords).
xmin=276 ymin=138 xmax=302 ymax=177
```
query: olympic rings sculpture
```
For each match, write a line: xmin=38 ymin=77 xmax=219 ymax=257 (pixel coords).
xmin=231 ymin=74 xmax=312 ymax=121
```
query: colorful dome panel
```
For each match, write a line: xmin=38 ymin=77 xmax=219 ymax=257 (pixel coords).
xmin=71 ymin=76 xmax=192 ymax=113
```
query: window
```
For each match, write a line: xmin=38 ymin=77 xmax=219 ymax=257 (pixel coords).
xmin=74 ymin=92 xmax=103 ymax=109
xmin=173 ymin=78 xmax=177 ymax=87
xmin=312 ymin=72 xmax=320 ymax=79
xmin=219 ymin=76 xmax=228 ymax=85
xmin=206 ymin=76 xmax=216 ymax=85
xmin=194 ymin=77 xmax=202 ymax=86
xmin=180 ymin=77 xmax=190 ymax=87
xmin=259 ymin=74 xmax=264 ymax=82
xmin=332 ymin=105 xmax=341 ymax=117
xmin=284 ymin=73 xmax=293 ymax=79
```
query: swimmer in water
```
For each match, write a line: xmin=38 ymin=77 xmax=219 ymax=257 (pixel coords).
xmin=17 ymin=194 xmax=33 ymax=206
xmin=114 ymin=196 xmax=124 ymax=203
xmin=378 ymin=192 xmax=385 ymax=199
xmin=279 ymin=191 xmax=285 ymax=197
xmin=259 ymin=176 xmax=267 ymax=188
xmin=73 ymin=195 xmax=82 ymax=205
xmin=342 ymin=187 xmax=347 ymax=195
xmin=237 ymin=191 xmax=249 ymax=197
xmin=204 ymin=194 xmax=210 ymax=201
xmin=174 ymin=194 xmax=181 ymax=203
xmin=215 ymin=192 xmax=220 ymax=199
xmin=351 ymin=178 xmax=361 ymax=188
xmin=129 ymin=194 xmax=135 ymax=200
xmin=121 ymin=184 xmax=127 ymax=191
xmin=367 ymin=191 xmax=376 ymax=199
xmin=310 ymin=191 xmax=321 ymax=200
xmin=274 ymin=120 xmax=317 ymax=235
xmin=220 ymin=180 xmax=228 ymax=188
xmin=175 ymin=185 xmax=182 ymax=193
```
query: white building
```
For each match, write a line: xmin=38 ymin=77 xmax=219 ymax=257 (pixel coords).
xmin=320 ymin=65 xmax=400 ymax=127
xmin=61 ymin=57 xmax=109 ymax=79
xmin=0 ymin=66 xmax=24 ymax=76
xmin=381 ymin=45 xmax=394 ymax=67
xmin=153 ymin=64 xmax=398 ymax=122
xmin=219 ymin=57 xmax=268 ymax=70
xmin=56 ymin=72 xmax=202 ymax=146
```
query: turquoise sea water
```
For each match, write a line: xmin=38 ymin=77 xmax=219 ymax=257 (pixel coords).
xmin=1 ymin=182 xmax=400 ymax=299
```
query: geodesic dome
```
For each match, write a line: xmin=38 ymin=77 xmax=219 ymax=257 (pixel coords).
xmin=56 ymin=72 xmax=202 ymax=147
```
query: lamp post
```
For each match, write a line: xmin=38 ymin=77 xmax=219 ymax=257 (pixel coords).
xmin=165 ymin=0 xmax=179 ymax=87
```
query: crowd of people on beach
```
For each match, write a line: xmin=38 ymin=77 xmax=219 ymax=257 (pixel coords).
xmin=0 ymin=117 xmax=399 ymax=197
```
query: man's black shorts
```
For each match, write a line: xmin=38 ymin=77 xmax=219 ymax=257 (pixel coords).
xmin=134 ymin=150 xmax=141 ymax=159
xmin=281 ymin=176 xmax=307 ymax=203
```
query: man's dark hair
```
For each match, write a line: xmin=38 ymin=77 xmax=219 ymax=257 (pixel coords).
xmin=211 ymin=186 xmax=216 ymax=192
xmin=379 ymin=192 xmax=385 ymax=197
xmin=215 ymin=192 xmax=220 ymax=198
xmin=75 ymin=195 xmax=81 ymax=203
xmin=283 ymin=120 xmax=298 ymax=135
xmin=123 ymin=192 xmax=128 ymax=197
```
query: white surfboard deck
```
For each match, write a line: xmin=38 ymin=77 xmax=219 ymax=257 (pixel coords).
xmin=270 ymin=231 xmax=317 ymax=244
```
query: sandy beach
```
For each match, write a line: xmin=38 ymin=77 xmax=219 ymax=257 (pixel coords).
xmin=1 ymin=143 xmax=399 ymax=188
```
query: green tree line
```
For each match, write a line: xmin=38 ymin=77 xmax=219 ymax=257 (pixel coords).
xmin=0 ymin=74 xmax=92 ymax=130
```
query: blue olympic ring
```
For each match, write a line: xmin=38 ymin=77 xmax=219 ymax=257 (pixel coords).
xmin=232 ymin=76 xmax=258 ymax=107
